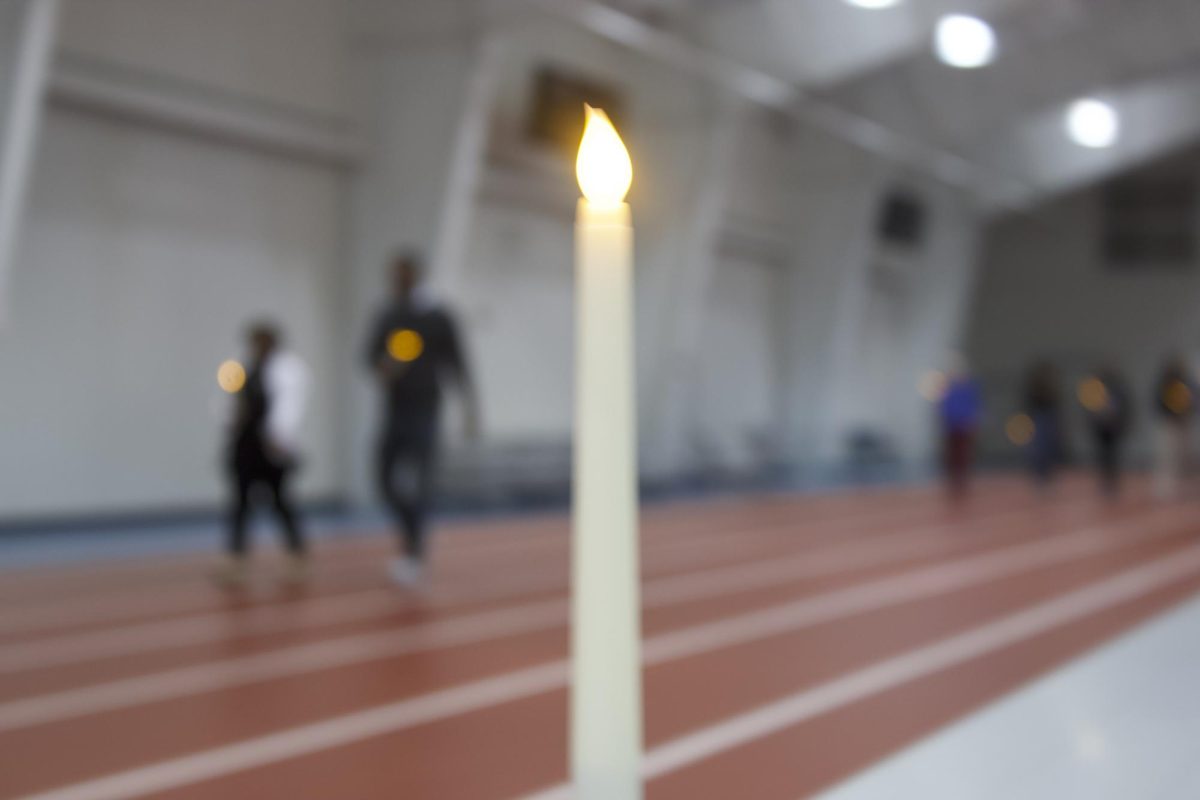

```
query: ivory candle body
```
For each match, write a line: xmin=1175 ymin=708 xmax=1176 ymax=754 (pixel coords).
xmin=571 ymin=198 xmax=643 ymax=800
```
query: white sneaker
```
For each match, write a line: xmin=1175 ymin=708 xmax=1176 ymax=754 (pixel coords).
xmin=281 ymin=554 xmax=311 ymax=586
xmin=389 ymin=556 xmax=425 ymax=588
xmin=212 ymin=557 xmax=248 ymax=588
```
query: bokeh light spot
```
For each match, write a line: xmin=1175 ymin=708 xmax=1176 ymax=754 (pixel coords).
xmin=1165 ymin=380 xmax=1192 ymax=415
xmin=1006 ymin=413 xmax=1035 ymax=446
xmin=1077 ymin=377 xmax=1109 ymax=412
xmin=387 ymin=329 xmax=425 ymax=363
xmin=217 ymin=360 xmax=246 ymax=394
xmin=918 ymin=370 xmax=948 ymax=402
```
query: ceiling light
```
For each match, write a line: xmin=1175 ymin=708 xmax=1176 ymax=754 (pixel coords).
xmin=845 ymin=0 xmax=902 ymax=8
xmin=934 ymin=14 xmax=996 ymax=69
xmin=1066 ymin=98 xmax=1119 ymax=149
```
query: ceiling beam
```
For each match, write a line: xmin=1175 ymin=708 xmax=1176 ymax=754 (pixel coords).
xmin=522 ymin=0 xmax=1032 ymax=207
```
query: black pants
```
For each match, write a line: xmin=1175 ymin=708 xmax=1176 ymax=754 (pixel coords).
xmin=227 ymin=447 xmax=304 ymax=557
xmin=1030 ymin=412 xmax=1060 ymax=486
xmin=943 ymin=429 xmax=974 ymax=501
xmin=1096 ymin=429 xmax=1122 ymax=496
xmin=377 ymin=431 xmax=437 ymax=560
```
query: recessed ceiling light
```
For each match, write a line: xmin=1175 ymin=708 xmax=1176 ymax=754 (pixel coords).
xmin=845 ymin=0 xmax=903 ymax=8
xmin=1066 ymin=98 xmax=1120 ymax=148
xmin=934 ymin=14 xmax=996 ymax=69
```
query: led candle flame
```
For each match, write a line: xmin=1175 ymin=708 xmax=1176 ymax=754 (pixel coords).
xmin=576 ymin=105 xmax=632 ymax=209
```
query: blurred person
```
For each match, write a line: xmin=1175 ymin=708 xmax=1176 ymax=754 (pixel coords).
xmin=938 ymin=354 xmax=982 ymax=503
xmin=365 ymin=251 xmax=479 ymax=587
xmin=1024 ymin=360 xmax=1064 ymax=492
xmin=1153 ymin=355 xmax=1194 ymax=499
xmin=1082 ymin=366 xmax=1132 ymax=498
xmin=216 ymin=322 xmax=310 ymax=587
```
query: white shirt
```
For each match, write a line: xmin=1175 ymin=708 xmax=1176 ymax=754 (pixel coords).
xmin=263 ymin=351 xmax=310 ymax=454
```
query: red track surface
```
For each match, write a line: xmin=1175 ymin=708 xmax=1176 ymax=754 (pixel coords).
xmin=2 ymin=474 xmax=1198 ymax=799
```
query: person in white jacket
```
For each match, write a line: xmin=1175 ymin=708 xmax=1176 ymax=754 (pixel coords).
xmin=216 ymin=322 xmax=311 ymax=586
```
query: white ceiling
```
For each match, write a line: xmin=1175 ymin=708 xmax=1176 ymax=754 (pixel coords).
xmin=579 ymin=0 xmax=1200 ymax=209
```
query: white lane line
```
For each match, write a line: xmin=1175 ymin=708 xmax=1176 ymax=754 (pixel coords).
xmin=2 ymin=503 xmax=1184 ymax=756
xmin=0 ymin=527 xmax=824 ymax=668
xmin=0 ymin=482 xmax=1044 ymax=629
xmin=0 ymin=486 xmax=928 ymax=586
xmin=18 ymin=661 xmax=572 ymax=800
xmin=0 ymin=493 xmax=923 ymax=639
xmin=0 ymin=502 xmax=1112 ymax=730
xmin=0 ymin=489 xmax=903 ymax=594
xmin=0 ymin=500 xmax=1084 ymax=672
xmin=0 ymin=523 xmax=735 ymax=641
xmin=522 ymin=541 xmax=1200 ymax=800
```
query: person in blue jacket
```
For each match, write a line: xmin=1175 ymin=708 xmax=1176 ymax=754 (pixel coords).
xmin=939 ymin=354 xmax=982 ymax=502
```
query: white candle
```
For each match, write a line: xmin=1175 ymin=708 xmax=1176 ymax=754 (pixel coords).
xmin=571 ymin=106 xmax=643 ymax=800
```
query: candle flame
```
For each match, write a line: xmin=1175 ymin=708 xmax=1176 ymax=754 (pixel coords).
xmin=576 ymin=105 xmax=632 ymax=209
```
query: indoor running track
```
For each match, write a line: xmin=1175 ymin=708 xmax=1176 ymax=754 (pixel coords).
xmin=2 ymin=474 xmax=1199 ymax=799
